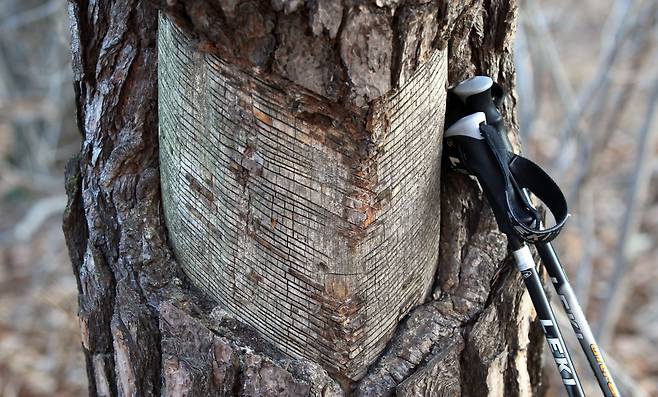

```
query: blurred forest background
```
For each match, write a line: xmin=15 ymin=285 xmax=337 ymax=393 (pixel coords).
xmin=0 ymin=0 xmax=656 ymax=396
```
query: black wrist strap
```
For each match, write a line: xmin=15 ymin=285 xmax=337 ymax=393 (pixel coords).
xmin=445 ymin=124 xmax=569 ymax=244
xmin=478 ymin=123 xmax=568 ymax=243
xmin=507 ymin=154 xmax=569 ymax=242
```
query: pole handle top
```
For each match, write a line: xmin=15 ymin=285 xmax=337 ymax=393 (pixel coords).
xmin=452 ymin=76 xmax=494 ymax=100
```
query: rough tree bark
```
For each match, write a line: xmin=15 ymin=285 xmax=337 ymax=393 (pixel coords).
xmin=64 ymin=0 xmax=545 ymax=396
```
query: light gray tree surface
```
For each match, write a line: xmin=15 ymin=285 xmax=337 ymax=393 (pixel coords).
xmin=64 ymin=0 xmax=543 ymax=395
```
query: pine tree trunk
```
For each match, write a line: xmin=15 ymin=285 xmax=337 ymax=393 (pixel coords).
xmin=64 ymin=0 xmax=544 ymax=396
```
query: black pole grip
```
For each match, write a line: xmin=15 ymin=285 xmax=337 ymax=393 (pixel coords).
xmin=452 ymin=76 xmax=513 ymax=153
xmin=446 ymin=125 xmax=537 ymax=238
xmin=445 ymin=77 xmax=569 ymax=243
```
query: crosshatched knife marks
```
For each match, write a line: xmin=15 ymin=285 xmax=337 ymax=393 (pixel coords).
xmin=158 ymin=15 xmax=447 ymax=380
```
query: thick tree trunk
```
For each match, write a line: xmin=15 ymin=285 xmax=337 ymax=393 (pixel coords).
xmin=64 ymin=0 xmax=544 ymax=396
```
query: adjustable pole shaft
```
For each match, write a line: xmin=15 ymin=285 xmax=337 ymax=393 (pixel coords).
xmin=512 ymin=243 xmax=586 ymax=397
xmin=536 ymin=242 xmax=621 ymax=397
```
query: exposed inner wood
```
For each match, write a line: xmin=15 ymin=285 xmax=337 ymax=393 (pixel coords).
xmin=159 ymin=15 xmax=446 ymax=380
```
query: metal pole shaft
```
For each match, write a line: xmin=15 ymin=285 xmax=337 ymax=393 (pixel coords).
xmin=513 ymin=245 xmax=586 ymax=397
xmin=537 ymin=242 xmax=621 ymax=397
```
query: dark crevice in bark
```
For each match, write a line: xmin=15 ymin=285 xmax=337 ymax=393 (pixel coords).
xmin=63 ymin=156 xmax=86 ymax=291
xmin=264 ymin=5 xmax=280 ymax=74
xmin=334 ymin=1 xmax=352 ymax=105
xmin=412 ymin=22 xmax=424 ymax=76
xmin=231 ymin=366 xmax=243 ymax=396
xmin=73 ymin=0 xmax=95 ymax=85
xmin=389 ymin=5 xmax=404 ymax=89
xmin=150 ymin=312 xmax=164 ymax=396
xmin=459 ymin=328 xmax=483 ymax=397
xmin=63 ymin=155 xmax=97 ymax=396
xmin=72 ymin=83 xmax=86 ymax=139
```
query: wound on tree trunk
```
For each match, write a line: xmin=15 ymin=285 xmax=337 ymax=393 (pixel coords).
xmin=159 ymin=15 xmax=446 ymax=380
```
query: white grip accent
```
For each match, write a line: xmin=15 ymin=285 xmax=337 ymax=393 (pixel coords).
xmin=452 ymin=76 xmax=493 ymax=101
xmin=513 ymin=245 xmax=536 ymax=272
xmin=444 ymin=112 xmax=486 ymax=140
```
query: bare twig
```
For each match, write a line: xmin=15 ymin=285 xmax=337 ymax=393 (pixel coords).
xmin=0 ymin=0 xmax=59 ymax=34
xmin=0 ymin=160 xmax=63 ymax=195
xmin=568 ymin=0 xmax=658 ymax=203
xmin=520 ymin=0 xmax=592 ymax=188
xmin=12 ymin=194 xmax=67 ymax=242
xmin=552 ymin=0 xmax=644 ymax=172
xmin=519 ymin=0 xmax=580 ymax=153
xmin=606 ymin=355 xmax=651 ymax=397
xmin=513 ymin=21 xmax=536 ymax=141
xmin=596 ymin=62 xmax=658 ymax=344
xmin=575 ymin=187 xmax=595 ymax=310
xmin=522 ymin=0 xmax=577 ymax=113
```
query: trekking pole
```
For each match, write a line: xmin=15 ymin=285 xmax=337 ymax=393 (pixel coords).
xmin=448 ymin=76 xmax=621 ymax=397
xmin=445 ymin=113 xmax=585 ymax=397
xmin=537 ymin=242 xmax=621 ymax=397
xmin=513 ymin=238 xmax=585 ymax=397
